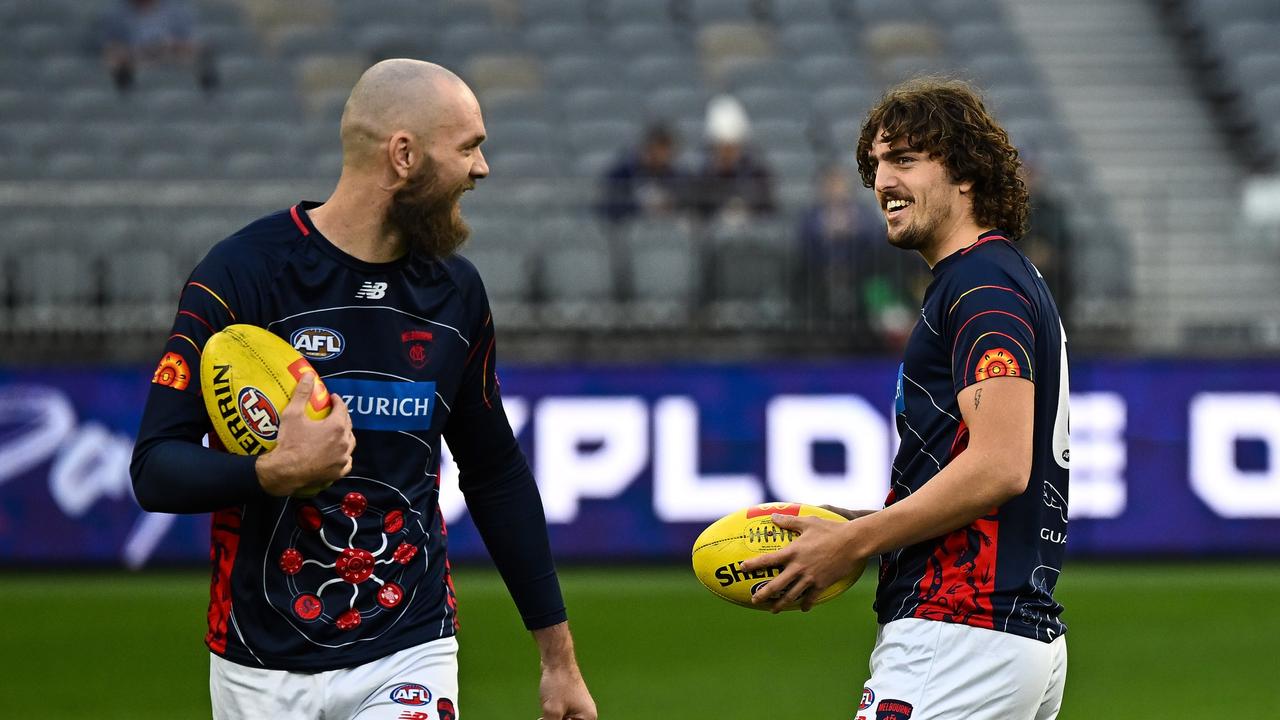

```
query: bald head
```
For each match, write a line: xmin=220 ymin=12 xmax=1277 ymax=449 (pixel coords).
xmin=338 ymin=59 xmax=481 ymax=171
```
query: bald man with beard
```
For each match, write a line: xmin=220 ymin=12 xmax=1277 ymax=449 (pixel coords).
xmin=132 ymin=60 xmax=597 ymax=720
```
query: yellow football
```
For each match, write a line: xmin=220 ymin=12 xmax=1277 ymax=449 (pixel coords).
xmin=691 ymin=502 xmax=866 ymax=611
xmin=200 ymin=324 xmax=331 ymax=457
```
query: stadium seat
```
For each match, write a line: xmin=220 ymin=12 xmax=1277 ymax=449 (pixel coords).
xmin=539 ymin=220 xmax=620 ymax=327
xmin=607 ymin=23 xmax=690 ymax=58
xmin=947 ymin=21 xmax=1020 ymax=56
xmin=562 ymin=88 xmax=645 ymax=122
xmin=623 ymin=218 xmax=699 ymax=326
xmin=706 ymin=221 xmax=793 ymax=327
xmin=522 ymin=0 xmax=591 ymax=24
xmin=480 ymin=89 xmax=555 ymax=123
xmin=737 ymin=87 xmax=810 ymax=123
xmin=626 ymin=55 xmax=702 ymax=92
xmin=525 ymin=21 xmax=603 ymax=57
xmin=103 ymin=249 xmax=179 ymax=329
xmin=440 ymin=24 xmax=527 ymax=66
xmin=11 ymin=249 xmax=98 ymax=331
xmin=598 ymin=0 xmax=676 ymax=25
xmin=687 ymin=0 xmax=765 ymax=25
xmin=771 ymin=0 xmax=837 ymax=23
xmin=847 ymin=0 xmax=929 ymax=24
xmin=566 ymin=119 xmax=643 ymax=154
xmin=929 ymin=0 xmax=1004 ymax=25
xmin=464 ymin=54 xmax=544 ymax=97
xmin=461 ymin=246 xmax=536 ymax=326
xmin=698 ymin=23 xmax=777 ymax=82
xmin=812 ymin=85 xmax=876 ymax=125
xmin=545 ymin=54 xmax=626 ymax=90
xmin=645 ymin=86 xmax=708 ymax=124
xmin=777 ymin=23 xmax=850 ymax=59
xmin=794 ymin=55 xmax=871 ymax=92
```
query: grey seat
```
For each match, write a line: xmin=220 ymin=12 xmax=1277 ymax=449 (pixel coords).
xmin=947 ymin=20 xmax=1019 ymax=54
xmin=848 ymin=0 xmax=929 ymax=22
xmin=626 ymin=55 xmax=701 ymax=92
xmin=481 ymin=89 xmax=554 ymax=123
xmin=795 ymin=54 xmax=871 ymax=91
xmin=539 ymin=220 xmax=620 ymax=326
xmin=812 ymin=85 xmax=876 ymax=124
xmin=567 ymin=119 xmax=641 ymax=154
xmin=545 ymin=54 xmax=625 ymax=90
xmin=463 ymin=247 xmax=536 ymax=326
xmin=353 ymin=24 xmax=434 ymax=60
xmin=772 ymin=0 xmax=837 ymax=23
xmin=623 ymin=218 xmax=699 ymax=325
xmin=777 ymin=23 xmax=849 ymax=58
xmin=522 ymin=0 xmax=590 ymax=24
xmin=688 ymin=0 xmax=763 ymax=24
xmin=563 ymin=88 xmax=645 ymax=122
xmin=707 ymin=221 xmax=793 ymax=327
xmin=103 ymin=248 xmax=179 ymax=329
xmin=525 ymin=21 xmax=602 ymax=56
xmin=607 ymin=23 xmax=689 ymax=58
xmin=646 ymin=86 xmax=707 ymax=124
xmin=599 ymin=0 xmax=676 ymax=25
xmin=11 ymin=248 xmax=98 ymax=331
xmin=751 ymin=118 xmax=811 ymax=153
xmin=930 ymin=0 xmax=1005 ymax=25
xmin=484 ymin=118 xmax=557 ymax=156
xmin=438 ymin=24 xmax=524 ymax=63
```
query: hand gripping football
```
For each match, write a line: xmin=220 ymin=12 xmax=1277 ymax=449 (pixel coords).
xmin=200 ymin=324 xmax=331 ymax=456
xmin=692 ymin=502 xmax=862 ymax=610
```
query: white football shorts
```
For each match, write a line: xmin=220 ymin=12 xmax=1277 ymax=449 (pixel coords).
xmin=210 ymin=636 xmax=459 ymax=720
xmin=856 ymin=618 xmax=1066 ymax=720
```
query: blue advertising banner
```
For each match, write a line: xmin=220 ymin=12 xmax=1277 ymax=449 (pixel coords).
xmin=1 ymin=360 xmax=1278 ymax=568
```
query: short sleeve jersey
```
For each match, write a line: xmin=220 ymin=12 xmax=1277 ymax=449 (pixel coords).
xmin=877 ymin=231 xmax=1070 ymax=643
xmin=144 ymin=202 xmax=541 ymax=671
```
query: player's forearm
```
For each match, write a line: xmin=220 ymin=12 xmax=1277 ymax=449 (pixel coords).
xmin=130 ymin=438 xmax=263 ymax=513
xmin=846 ymin=447 xmax=1026 ymax=559
xmin=532 ymin=621 xmax=580 ymax=669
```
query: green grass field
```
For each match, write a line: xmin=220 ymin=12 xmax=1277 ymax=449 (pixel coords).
xmin=2 ymin=563 xmax=1277 ymax=719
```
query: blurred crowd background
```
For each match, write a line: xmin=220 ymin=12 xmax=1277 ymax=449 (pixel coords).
xmin=0 ymin=0 xmax=1278 ymax=364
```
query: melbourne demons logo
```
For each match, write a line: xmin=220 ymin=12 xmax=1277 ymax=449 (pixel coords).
xmin=236 ymin=386 xmax=279 ymax=440
xmin=401 ymin=330 xmax=433 ymax=369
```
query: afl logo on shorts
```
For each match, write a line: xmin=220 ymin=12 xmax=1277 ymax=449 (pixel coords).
xmin=237 ymin=386 xmax=280 ymax=440
xmin=389 ymin=683 xmax=432 ymax=706
xmin=291 ymin=326 xmax=344 ymax=360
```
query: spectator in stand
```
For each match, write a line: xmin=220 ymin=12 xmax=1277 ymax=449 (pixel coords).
xmin=798 ymin=163 xmax=915 ymax=349
xmin=598 ymin=123 xmax=688 ymax=224
xmin=1021 ymin=157 xmax=1073 ymax=326
xmin=100 ymin=0 xmax=218 ymax=93
xmin=691 ymin=94 xmax=776 ymax=225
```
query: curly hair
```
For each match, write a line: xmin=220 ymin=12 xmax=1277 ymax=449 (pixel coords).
xmin=856 ymin=77 xmax=1029 ymax=238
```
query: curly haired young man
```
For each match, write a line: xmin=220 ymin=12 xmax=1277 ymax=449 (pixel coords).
xmin=743 ymin=78 xmax=1070 ymax=720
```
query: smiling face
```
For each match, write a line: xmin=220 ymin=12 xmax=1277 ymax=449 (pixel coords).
xmin=384 ymin=79 xmax=489 ymax=258
xmin=868 ymin=130 xmax=973 ymax=255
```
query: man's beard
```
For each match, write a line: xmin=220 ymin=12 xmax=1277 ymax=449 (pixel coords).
xmin=385 ymin=168 xmax=472 ymax=259
xmin=887 ymin=196 xmax=949 ymax=253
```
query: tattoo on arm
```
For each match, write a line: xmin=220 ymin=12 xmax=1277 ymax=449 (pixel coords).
xmin=974 ymin=387 xmax=983 ymax=410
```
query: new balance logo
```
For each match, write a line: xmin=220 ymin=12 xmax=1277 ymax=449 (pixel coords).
xmin=355 ymin=281 xmax=388 ymax=300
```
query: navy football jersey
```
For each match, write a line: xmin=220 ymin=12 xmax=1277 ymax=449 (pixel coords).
xmin=132 ymin=202 xmax=565 ymax=671
xmin=877 ymin=230 xmax=1070 ymax=643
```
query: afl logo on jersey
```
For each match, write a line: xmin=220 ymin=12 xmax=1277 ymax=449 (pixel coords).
xmin=389 ymin=683 xmax=432 ymax=706
xmin=291 ymin=326 xmax=344 ymax=360
xmin=237 ymin=386 xmax=280 ymax=440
